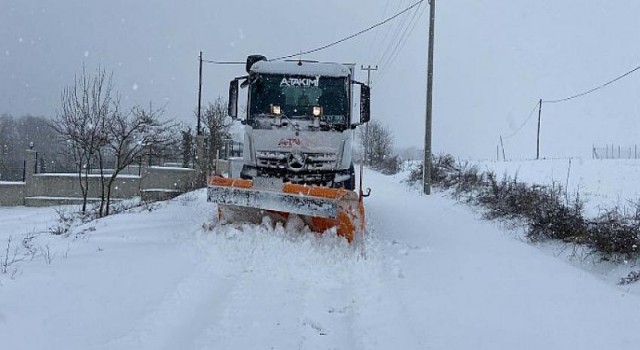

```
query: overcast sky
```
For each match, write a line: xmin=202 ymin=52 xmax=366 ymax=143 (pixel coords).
xmin=2 ymin=0 xmax=640 ymax=159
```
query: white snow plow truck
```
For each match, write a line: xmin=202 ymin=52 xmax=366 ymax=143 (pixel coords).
xmin=207 ymin=55 xmax=371 ymax=243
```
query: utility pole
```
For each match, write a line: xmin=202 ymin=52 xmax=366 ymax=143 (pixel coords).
xmin=360 ymin=65 xmax=378 ymax=166
xmin=195 ymin=51 xmax=206 ymax=186
xmin=423 ymin=0 xmax=436 ymax=195
xmin=197 ymin=51 xmax=203 ymax=136
xmin=536 ymin=98 xmax=542 ymax=160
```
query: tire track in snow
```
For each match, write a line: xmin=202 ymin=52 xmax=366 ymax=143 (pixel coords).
xmin=97 ymin=259 xmax=241 ymax=350
xmin=349 ymin=244 xmax=425 ymax=350
xmin=192 ymin=269 xmax=307 ymax=349
xmin=295 ymin=281 xmax=359 ymax=349
xmin=189 ymin=221 xmax=373 ymax=349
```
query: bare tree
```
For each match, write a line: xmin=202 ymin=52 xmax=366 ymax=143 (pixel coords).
xmin=181 ymin=127 xmax=194 ymax=168
xmin=0 ymin=115 xmax=19 ymax=180
xmin=101 ymin=103 xmax=178 ymax=215
xmin=52 ymin=67 xmax=113 ymax=213
xmin=359 ymin=120 xmax=395 ymax=167
xmin=202 ymin=98 xmax=231 ymax=172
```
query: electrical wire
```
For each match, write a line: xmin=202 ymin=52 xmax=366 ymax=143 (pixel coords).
xmin=365 ymin=0 xmax=392 ymax=60
xmin=202 ymin=59 xmax=244 ymax=65
xmin=378 ymin=1 xmax=427 ymax=82
xmin=545 ymin=63 xmax=640 ymax=103
xmin=503 ymin=100 xmax=541 ymax=139
xmin=372 ymin=0 xmax=407 ymax=63
xmin=270 ymin=0 xmax=425 ymax=61
xmin=376 ymin=0 xmax=412 ymax=67
xmin=386 ymin=1 xmax=426 ymax=66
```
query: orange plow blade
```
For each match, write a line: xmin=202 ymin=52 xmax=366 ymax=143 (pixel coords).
xmin=207 ymin=177 xmax=365 ymax=242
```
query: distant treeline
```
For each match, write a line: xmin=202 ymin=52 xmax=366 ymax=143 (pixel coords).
xmin=0 ymin=114 xmax=75 ymax=181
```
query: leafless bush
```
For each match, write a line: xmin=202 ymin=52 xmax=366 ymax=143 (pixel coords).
xmin=2 ymin=236 xmax=23 ymax=274
xmin=586 ymin=209 xmax=640 ymax=262
xmin=49 ymin=208 xmax=77 ymax=235
xmin=139 ymin=200 xmax=160 ymax=212
xmin=406 ymin=154 xmax=460 ymax=186
xmin=619 ymin=270 xmax=640 ymax=285
xmin=376 ymin=155 xmax=402 ymax=175
xmin=22 ymin=231 xmax=39 ymax=260
xmin=408 ymin=154 xmax=640 ymax=262
xmin=450 ymin=163 xmax=484 ymax=198
xmin=179 ymin=191 xmax=197 ymax=206
xmin=406 ymin=162 xmax=423 ymax=185
xmin=40 ymin=244 xmax=54 ymax=264
xmin=107 ymin=198 xmax=142 ymax=215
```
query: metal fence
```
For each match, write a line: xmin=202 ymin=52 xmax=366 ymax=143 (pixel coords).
xmin=592 ymin=145 xmax=640 ymax=159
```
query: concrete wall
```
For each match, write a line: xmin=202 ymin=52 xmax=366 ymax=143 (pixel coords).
xmin=26 ymin=174 xmax=141 ymax=199
xmin=1 ymin=149 xmax=198 ymax=207
xmin=139 ymin=166 xmax=196 ymax=202
xmin=140 ymin=166 xmax=196 ymax=191
xmin=0 ymin=182 xmax=25 ymax=206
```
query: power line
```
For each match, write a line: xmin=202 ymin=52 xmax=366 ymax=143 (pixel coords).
xmin=364 ymin=0 xmax=392 ymax=60
xmin=386 ymin=1 xmax=426 ymax=67
xmin=376 ymin=0 xmax=412 ymax=66
xmin=202 ymin=59 xmax=244 ymax=65
xmin=378 ymin=1 xmax=427 ymax=82
xmin=503 ymin=100 xmax=541 ymax=139
xmin=545 ymin=63 xmax=640 ymax=103
xmin=270 ymin=0 xmax=425 ymax=61
xmin=381 ymin=0 xmax=422 ymax=66
xmin=372 ymin=0 xmax=406 ymax=63
xmin=201 ymin=1 xmax=424 ymax=66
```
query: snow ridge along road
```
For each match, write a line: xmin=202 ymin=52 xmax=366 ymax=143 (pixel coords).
xmin=1 ymin=170 xmax=640 ymax=349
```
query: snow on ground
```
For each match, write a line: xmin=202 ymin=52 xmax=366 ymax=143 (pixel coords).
xmin=473 ymin=158 xmax=640 ymax=216
xmin=1 ymin=170 xmax=640 ymax=349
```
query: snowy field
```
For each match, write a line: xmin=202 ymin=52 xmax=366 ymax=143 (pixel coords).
xmin=472 ymin=158 xmax=640 ymax=216
xmin=2 ymin=169 xmax=640 ymax=349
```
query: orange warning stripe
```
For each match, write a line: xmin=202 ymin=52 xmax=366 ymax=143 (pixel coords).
xmin=282 ymin=183 xmax=349 ymax=199
xmin=208 ymin=176 xmax=253 ymax=189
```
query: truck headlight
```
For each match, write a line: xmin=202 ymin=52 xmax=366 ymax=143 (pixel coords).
xmin=312 ymin=106 xmax=323 ymax=117
xmin=270 ymin=104 xmax=281 ymax=115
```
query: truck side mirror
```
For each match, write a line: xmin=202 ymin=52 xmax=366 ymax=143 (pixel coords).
xmin=228 ymin=79 xmax=239 ymax=119
xmin=360 ymin=84 xmax=371 ymax=124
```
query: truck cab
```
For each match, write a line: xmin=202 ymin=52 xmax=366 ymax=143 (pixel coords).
xmin=228 ymin=55 xmax=370 ymax=190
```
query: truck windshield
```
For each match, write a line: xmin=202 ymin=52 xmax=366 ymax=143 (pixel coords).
xmin=249 ymin=74 xmax=349 ymax=123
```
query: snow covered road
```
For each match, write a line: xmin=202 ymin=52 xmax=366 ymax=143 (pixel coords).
xmin=366 ymin=171 xmax=640 ymax=349
xmin=2 ymin=170 xmax=640 ymax=349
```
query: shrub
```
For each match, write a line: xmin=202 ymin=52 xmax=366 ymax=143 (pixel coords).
xmin=586 ymin=210 xmax=640 ymax=261
xmin=407 ymin=155 xmax=640 ymax=264
xmin=406 ymin=162 xmax=423 ymax=185
xmin=376 ymin=155 xmax=402 ymax=175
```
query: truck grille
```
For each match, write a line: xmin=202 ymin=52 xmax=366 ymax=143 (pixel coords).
xmin=256 ymin=151 xmax=337 ymax=171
